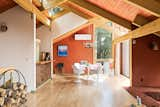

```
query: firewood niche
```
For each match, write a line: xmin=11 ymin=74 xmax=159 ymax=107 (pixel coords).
xmin=0 ymin=67 xmax=27 ymax=107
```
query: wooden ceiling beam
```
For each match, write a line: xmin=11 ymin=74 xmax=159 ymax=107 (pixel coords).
xmin=124 ymin=0 xmax=160 ymax=17
xmin=13 ymin=0 xmax=51 ymax=27
xmin=133 ymin=15 xmax=150 ymax=27
xmin=40 ymin=0 xmax=69 ymax=19
xmin=60 ymin=2 xmax=93 ymax=20
xmin=113 ymin=18 xmax=160 ymax=44
xmin=42 ymin=9 xmax=70 ymax=19
xmin=68 ymin=0 xmax=133 ymax=30
xmin=42 ymin=0 xmax=68 ymax=9
xmin=133 ymin=15 xmax=160 ymax=37
xmin=32 ymin=0 xmax=41 ymax=7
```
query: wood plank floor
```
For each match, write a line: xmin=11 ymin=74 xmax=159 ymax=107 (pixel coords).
xmin=25 ymin=74 xmax=142 ymax=107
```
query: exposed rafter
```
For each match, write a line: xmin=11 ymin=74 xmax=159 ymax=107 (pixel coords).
xmin=113 ymin=18 xmax=160 ymax=44
xmin=60 ymin=2 xmax=93 ymax=20
xmin=32 ymin=0 xmax=41 ymax=7
xmin=68 ymin=0 xmax=133 ymax=30
xmin=133 ymin=15 xmax=151 ymax=27
xmin=40 ymin=0 xmax=69 ymax=20
xmin=13 ymin=0 xmax=51 ymax=27
xmin=124 ymin=0 xmax=160 ymax=17
xmin=133 ymin=15 xmax=160 ymax=37
xmin=42 ymin=0 xmax=68 ymax=9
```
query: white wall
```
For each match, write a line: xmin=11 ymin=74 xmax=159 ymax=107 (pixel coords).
xmin=37 ymin=26 xmax=53 ymax=52
xmin=52 ymin=12 xmax=88 ymax=38
xmin=122 ymin=40 xmax=130 ymax=77
xmin=115 ymin=43 xmax=121 ymax=76
xmin=37 ymin=12 xmax=88 ymax=52
xmin=37 ymin=26 xmax=53 ymax=78
xmin=0 ymin=6 xmax=36 ymax=92
xmin=37 ymin=12 xmax=88 ymax=78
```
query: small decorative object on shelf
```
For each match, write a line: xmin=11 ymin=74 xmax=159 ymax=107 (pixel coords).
xmin=0 ymin=67 xmax=27 ymax=106
xmin=0 ymin=23 xmax=8 ymax=32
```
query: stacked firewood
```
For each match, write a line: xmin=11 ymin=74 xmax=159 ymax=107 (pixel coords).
xmin=0 ymin=82 xmax=27 ymax=107
xmin=0 ymin=88 xmax=6 ymax=106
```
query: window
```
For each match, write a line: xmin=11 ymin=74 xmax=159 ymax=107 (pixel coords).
xmin=48 ymin=7 xmax=64 ymax=17
xmin=95 ymin=28 xmax=112 ymax=60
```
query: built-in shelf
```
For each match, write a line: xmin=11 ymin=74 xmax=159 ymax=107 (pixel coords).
xmin=36 ymin=60 xmax=51 ymax=87
xmin=36 ymin=60 xmax=52 ymax=65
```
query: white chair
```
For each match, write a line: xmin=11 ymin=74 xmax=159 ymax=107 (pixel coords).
xmin=88 ymin=63 xmax=103 ymax=80
xmin=72 ymin=63 xmax=86 ymax=83
xmin=103 ymin=62 xmax=110 ymax=74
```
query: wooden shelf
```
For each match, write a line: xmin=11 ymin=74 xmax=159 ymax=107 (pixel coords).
xmin=36 ymin=60 xmax=52 ymax=65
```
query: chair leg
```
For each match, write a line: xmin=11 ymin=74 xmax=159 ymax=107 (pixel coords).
xmin=75 ymin=73 xmax=81 ymax=83
xmin=97 ymin=71 xmax=99 ymax=81
xmin=87 ymin=70 xmax=90 ymax=80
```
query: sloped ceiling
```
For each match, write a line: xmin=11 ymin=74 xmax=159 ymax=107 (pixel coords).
xmin=0 ymin=0 xmax=16 ymax=13
xmin=52 ymin=12 xmax=88 ymax=37
xmin=86 ymin=0 xmax=156 ymax=22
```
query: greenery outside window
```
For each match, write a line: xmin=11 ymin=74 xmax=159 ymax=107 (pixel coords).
xmin=95 ymin=28 xmax=112 ymax=60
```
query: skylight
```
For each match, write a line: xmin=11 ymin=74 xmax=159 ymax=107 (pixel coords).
xmin=48 ymin=7 xmax=64 ymax=17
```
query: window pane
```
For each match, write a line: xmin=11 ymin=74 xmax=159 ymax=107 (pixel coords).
xmin=95 ymin=28 xmax=112 ymax=59
xmin=48 ymin=7 xmax=64 ymax=16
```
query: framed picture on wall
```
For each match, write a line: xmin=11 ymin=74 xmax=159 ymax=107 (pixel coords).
xmin=58 ymin=45 xmax=68 ymax=56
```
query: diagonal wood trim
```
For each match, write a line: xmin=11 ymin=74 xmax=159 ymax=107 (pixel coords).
xmin=42 ymin=0 xmax=68 ymax=9
xmin=124 ymin=0 xmax=160 ymax=17
xmin=66 ymin=1 xmax=97 ymax=18
xmin=42 ymin=9 xmax=70 ymax=19
xmin=60 ymin=2 xmax=93 ymax=20
xmin=32 ymin=0 xmax=41 ymax=7
xmin=13 ymin=0 xmax=51 ymax=27
xmin=113 ymin=18 xmax=160 ymax=43
xmin=133 ymin=15 xmax=160 ymax=37
xmin=68 ymin=0 xmax=132 ymax=30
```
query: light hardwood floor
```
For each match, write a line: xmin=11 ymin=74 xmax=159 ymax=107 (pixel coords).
xmin=25 ymin=75 xmax=143 ymax=107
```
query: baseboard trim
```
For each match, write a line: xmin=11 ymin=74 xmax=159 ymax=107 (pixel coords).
xmin=36 ymin=78 xmax=51 ymax=90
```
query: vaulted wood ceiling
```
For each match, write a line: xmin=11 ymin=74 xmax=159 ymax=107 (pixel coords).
xmin=0 ymin=0 xmax=17 ymax=13
xmin=86 ymin=0 xmax=157 ymax=22
xmin=1 ymin=0 xmax=158 ymax=22
xmin=2 ymin=0 xmax=160 ymax=35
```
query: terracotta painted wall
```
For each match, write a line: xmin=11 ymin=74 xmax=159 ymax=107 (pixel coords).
xmin=53 ymin=24 xmax=94 ymax=74
xmin=132 ymin=35 xmax=160 ymax=88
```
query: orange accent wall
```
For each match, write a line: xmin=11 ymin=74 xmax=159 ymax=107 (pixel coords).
xmin=132 ymin=35 xmax=160 ymax=88
xmin=53 ymin=24 xmax=94 ymax=74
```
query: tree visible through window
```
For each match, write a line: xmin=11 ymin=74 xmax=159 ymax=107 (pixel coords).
xmin=95 ymin=28 xmax=112 ymax=59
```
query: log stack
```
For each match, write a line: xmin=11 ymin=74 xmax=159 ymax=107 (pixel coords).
xmin=0 ymin=88 xmax=6 ymax=106
xmin=0 ymin=82 xmax=27 ymax=107
xmin=0 ymin=67 xmax=27 ymax=106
